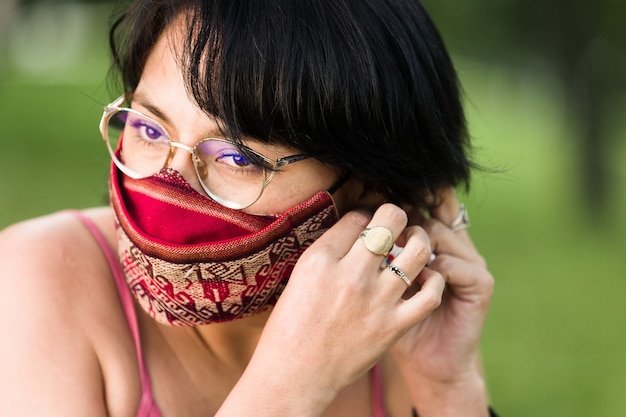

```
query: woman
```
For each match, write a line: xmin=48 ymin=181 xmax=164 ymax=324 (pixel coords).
xmin=0 ymin=0 xmax=495 ymax=416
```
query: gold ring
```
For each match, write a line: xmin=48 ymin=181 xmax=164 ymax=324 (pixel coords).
xmin=449 ymin=204 xmax=470 ymax=232
xmin=359 ymin=226 xmax=394 ymax=256
xmin=388 ymin=264 xmax=411 ymax=286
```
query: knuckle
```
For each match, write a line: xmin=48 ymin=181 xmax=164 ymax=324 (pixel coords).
xmin=413 ymin=225 xmax=430 ymax=241
xmin=295 ymin=247 xmax=329 ymax=271
xmin=343 ymin=273 xmax=368 ymax=294
xmin=475 ymin=254 xmax=488 ymax=268
xmin=403 ymin=228 xmax=431 ymax=263
xmin=422 ymin=287 xmax=443 ymax=310
xmin=408 ymin=243 xmax=431 ymax=266
xmin=434 ymin=253 xmax=452 ymax=269
xmin=482 ymin=271 xmax=495 ymax=294
xmin=377 ymin=203 xmax=408 ymax=226
xmin=341 ymin=210 xmax=372 ymax=229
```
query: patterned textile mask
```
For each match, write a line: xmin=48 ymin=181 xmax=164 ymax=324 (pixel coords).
xmin=110 ymin=166 xmax=339 ymax=326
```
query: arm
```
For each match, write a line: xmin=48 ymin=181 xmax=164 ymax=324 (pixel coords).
xmin=0 ymin=216 xmax=109 ymax=417
xmin=393 ymin=188 xmax=494 ymax=416
xmin=214 ymin=191 xmax=494 ymax=417
xmin=216 ymin=204 xmax=448 ymax=417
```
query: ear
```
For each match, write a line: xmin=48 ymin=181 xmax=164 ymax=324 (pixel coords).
xmin=332 ymin=178 xmax=389 ymax=216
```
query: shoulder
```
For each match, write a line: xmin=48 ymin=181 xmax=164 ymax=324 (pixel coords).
xmin=1 ymin=208 xmax=103 ymax=289
xmin=0 ymin=208 xmax=137 ymax=416
xmin=0 ymin=207 xmax=116 ymax=256
xmin=0 ymin=206 xmax=117 ymax=249
xmin=0 ymin=208 xmax=118 ymax=311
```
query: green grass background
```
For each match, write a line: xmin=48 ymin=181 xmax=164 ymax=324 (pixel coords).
xmin=1 ymin=4 xmax=625 ymax=416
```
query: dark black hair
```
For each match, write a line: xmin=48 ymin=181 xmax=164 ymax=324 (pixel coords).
xmin=109 ymin=0 xmax=474 ymax=208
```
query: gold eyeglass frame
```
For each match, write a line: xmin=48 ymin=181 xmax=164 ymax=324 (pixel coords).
xmin=99 ymin=95 xmax=310 ymax=209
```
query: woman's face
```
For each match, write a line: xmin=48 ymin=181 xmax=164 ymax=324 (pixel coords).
xmin=132 ymin=24 xmax=353 ymax=215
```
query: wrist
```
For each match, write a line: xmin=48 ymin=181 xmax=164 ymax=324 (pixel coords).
xmin=216 ymin=352 xmax=338 ymax=417
xmin=410 ymin=372 xmax=490 ymax=417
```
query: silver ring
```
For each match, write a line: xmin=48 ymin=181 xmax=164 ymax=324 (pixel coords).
xmin=449 ymin=204 xmax=470 ymax=232
xmin=359 ymin=226 xmax=394 ymax=256
xmin=387 ymin=264 xmax=411 ymax=286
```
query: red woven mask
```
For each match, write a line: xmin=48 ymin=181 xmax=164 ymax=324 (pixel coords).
xmin=110 ymin=166 xmax=339 ymax=326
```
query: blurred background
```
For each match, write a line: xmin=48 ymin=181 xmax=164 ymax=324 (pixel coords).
xmin=0 ymin=0 xmax=625 ymax=415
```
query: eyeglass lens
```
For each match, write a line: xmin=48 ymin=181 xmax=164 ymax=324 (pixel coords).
xmin=105 ymin=109 xmax=269 ymax=208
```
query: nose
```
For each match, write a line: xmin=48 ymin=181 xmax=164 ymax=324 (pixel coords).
xmin=166 ymin=142 xmax=206 ymax=194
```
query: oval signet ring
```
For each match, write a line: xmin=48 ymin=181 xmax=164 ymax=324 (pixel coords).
xmin=359 ymin=226 xmax=394 ymax=256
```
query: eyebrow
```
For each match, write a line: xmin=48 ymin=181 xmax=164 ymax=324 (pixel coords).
xmin=131 ymin=92 xmax=173 ymax=126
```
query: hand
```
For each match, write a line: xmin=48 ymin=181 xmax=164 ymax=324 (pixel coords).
xmin=228 ymin=204 xmax=446 ymax=416
xmin=392 ymin=187 xmax=494 ymax=413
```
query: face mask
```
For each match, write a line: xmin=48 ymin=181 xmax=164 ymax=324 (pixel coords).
xmin=110 ymin=166 xmax=339 ymax=326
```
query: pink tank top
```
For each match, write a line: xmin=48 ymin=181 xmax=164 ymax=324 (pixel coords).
xmin=74 ymin=210 xmax=389 ymax=417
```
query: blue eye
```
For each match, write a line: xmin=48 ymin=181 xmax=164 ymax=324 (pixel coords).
xmin=195 ymin=140 xmax=265 ymax=176
xmin=142 ymin=124 xmax=162 ymax=140
xmin=218 ymin=151 xmax=252 ymax=167
xmin=127 ymin=115 xmax=167 ymax=143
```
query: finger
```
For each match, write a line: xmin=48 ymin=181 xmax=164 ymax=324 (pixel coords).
xmin=421 ymin=219 xmax=479 ymax=262
xmin=311 ymin=209 xmax=372 ymax=259
xmin=365 ymin=203 xmax=408 ymax=239
xmin=382 ymin=226 xmax=431 ymax=293
xmin=429 ymin=187 xmax=463 ymax=227
xmin=351 ymin=203 xmax=408 ymax=263
xmin=395 ymin=268 xmax=445 ymax=327
xmin=429 ymin=254 xmax=493 ymax=293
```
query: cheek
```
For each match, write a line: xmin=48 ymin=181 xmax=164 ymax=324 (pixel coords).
xmin=243 ymin=171 xmax=338 ymax=216
xmin=240 ymin=181 xmax=316 ymax=215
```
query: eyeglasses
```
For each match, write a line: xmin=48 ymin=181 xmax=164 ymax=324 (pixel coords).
xmin=99 ymin=95 xmax=310 ymax=209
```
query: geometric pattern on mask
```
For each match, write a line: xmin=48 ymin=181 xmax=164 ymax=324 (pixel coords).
xmin=116 ymin=204 xmax=337 ymax=326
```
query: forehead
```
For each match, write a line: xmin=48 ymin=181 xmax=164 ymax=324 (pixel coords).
xmin=135 ymin=20 xmax=190 ymax=108
xmin=133 ymin=33 xmax=298 ymax=160
xmin=133 ymin=20 xmax=222 ymax=134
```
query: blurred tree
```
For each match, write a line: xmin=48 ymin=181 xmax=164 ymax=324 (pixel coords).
xmin=0 ymin=0 xmax=18 ymax=72
xmin=5 ymin=0 xmax=625 ymax=217
xmin=425 ymin=0 xmax=626 ymax=219
xmin=545 ymin=0 xmax=624 ymax=218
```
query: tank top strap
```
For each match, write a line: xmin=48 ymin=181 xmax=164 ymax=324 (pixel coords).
xmin=370 ymin=363 xmax=389 ymax=417
xmin=70 ymin=210 xmax=161 ymax=417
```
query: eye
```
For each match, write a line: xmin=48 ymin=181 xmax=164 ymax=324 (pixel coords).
xmin=127 ymin=115 xmax=168 ymax=143
xmin=195 ymin=140 xmax=267 ymax=177
xmin=216 ymin=149 xmax=253 ymax=167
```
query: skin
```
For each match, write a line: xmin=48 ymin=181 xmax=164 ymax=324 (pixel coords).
xmin=0 ymin=20 xmax=493 ymax=417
